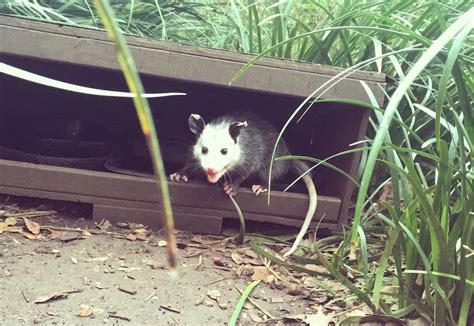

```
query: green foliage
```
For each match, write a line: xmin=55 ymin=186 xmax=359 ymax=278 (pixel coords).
xmin=3 ymin=0 xmax=473 ymax=323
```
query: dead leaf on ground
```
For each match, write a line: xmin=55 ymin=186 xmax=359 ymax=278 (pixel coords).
xmin=231 ymin=251 xmax=245 ymax=264
xmin=217 ymin=300 xmax=228 ymax=310
xmin=207 ymin=289 xmax=221 ymax=300
xmin=304 ymin=264 xmax=328 ymax=274
xmin=5 ymin=217 xmax=17 ymax=225
xmin=250 ymin=266 xmax=272 ymax=283
xmin=241 ymin=249 xmax=259 ymax=259
xmin=287 ymin=285 xmax=306 ymax=296
xmin=34 ymin=289 xmax=82 ymax=304
xmin=0 ymin=221 xmax=22 ymax=234
xmin=58 ymin=231 xmax=82 ymax=242
xmin=46 ymin=228 xmax=63 ymax=239
xmin=96 ymin=219 xmax=111 ymax=231
xmin=305 ymin=308 xmax=335 ymax=326
xmin=194 ymin=295 xmax=204 ymax=306
xmin=95 ymin=282 xmax=108 ymax=290
xmin=271 ymin=297 xmax=284 ymax=303
xmin=77 ymin=304 xmax=104 ymax=317
xmin=158 ymin=240 xmax=167 ymax=247
xmin=248 ymin=311 xmax=264 ymax=323
xmin=22 ymin=231 xmax=41 ymax=240
xmin=23 ymin=217 xmax=40 ymax=235
xmin=212 ymin=257 xmax=227 ymax=267
xmin=142 ymin=258 xmax=166 ymax=270
xmin=133 ymin=229 xmax=150 ymax=241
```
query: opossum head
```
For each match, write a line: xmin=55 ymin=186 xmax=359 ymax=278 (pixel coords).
xmin=188 ymin=114 xmax=247 ymax=183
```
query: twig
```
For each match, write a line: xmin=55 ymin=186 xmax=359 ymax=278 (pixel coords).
xmin=6 ymin=211 xmax=57 ymax=218
xmin=193 ymin=255 xmax=203 ymax=270
xmin=109 ymin=314 xmax=131 ymax=321
xmin=184 ymin=249 xmax=209 ymax=258
xmin=204 ymin=276 xmax=233 ymax=286
xmin=21 ymin=290 xmax=30 ymax=303
xmin=234 ymin=285 xmax=276 ymax=320
xmin=144 ymin=290 xmax=157 ymax=302
xmin=117 ymin=287 xmax=137 ymax=295
xmin=160 ymin=304 xmax=180 ymax=314
xmin=201 ymin=265 xmax=232 ymax=271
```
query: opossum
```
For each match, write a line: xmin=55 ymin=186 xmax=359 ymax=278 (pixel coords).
xmin=170 ymin=113 xmax=317 ymax=257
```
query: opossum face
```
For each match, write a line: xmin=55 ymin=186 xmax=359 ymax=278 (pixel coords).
xmin=189 ymin=114 xmax=246 ymax=183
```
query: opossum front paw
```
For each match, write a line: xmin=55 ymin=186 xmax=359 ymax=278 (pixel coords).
xmin=223 ymin=181 xmax=238 ymax=196
xmin=170 ymin=172 xmax=189 ymax=183
xmin=251 ymin=185 xmax=267 ymax=196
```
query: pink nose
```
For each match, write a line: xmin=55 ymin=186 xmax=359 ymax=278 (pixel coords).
xmin=206 ymin=168 xmax=216 ymax=175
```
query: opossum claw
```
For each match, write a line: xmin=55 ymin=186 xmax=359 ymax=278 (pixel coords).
xmin=251 ymin=185 xmax=267 ymax=196
xmin=223 ymin=182 xmax=237 ymax=196
xmin=170 ymin=173 xmax=188 ymax=183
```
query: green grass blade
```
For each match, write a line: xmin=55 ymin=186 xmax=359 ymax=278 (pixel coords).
xmin=351 ymin=8 xmax=473 ymax=247
xmin=229 ymin=280 xmax=261 ymax=326
xmin=93 ymin=0 xmax=177 ymax=268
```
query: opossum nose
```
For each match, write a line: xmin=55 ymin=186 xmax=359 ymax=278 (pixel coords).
xmin=206 ymin=168 xmax=216 ymax=175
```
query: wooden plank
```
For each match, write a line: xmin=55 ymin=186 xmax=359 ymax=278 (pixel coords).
xmin=0 ymin=15 xmax=386 ymax=83
xmin=93 ymin=205 xmax=223 ymax=234
xmin=0 ymin=159 xmax=340 ymax=222
xmin=0 ymin=16 xmax=386 ymax=105
xmin=0 ymin=184 xmax=334 ymax=232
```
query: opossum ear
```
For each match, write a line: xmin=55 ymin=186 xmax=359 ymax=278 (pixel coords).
xmin=229 ymin=121 xmax=248 ymax=143
xmin=188 ymin=114 xmax=205 ymax=135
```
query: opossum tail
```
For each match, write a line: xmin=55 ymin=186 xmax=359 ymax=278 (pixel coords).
xmin=284 ymin=161 xmax=318 ymax=257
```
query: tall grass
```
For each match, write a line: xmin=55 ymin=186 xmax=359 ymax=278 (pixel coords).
xmin=92 ymin=0 xmax=178 ymax=268
xmin=3 ymin=0 xmax=473 ymax=323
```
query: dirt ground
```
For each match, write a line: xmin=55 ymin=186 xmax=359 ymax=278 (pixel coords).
xmin=0 ymin=196 xmax=368 ymax=325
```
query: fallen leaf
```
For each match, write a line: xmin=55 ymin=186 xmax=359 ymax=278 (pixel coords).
xmin=304 ymin=264 xmax=328 ymax=274
xmin=271 ymin=297 xmax=285 ymax=303
xmin=77 ymin=304 xmax=104 ymax=317
xmin=34 ymin=289 xmax=82 ymax=304
xmin=158 ymin=240 xmax=167 ymax=247
xmin=95 ymin=282 xmax=108 ymax=289
xmin=287 ymin=286 xmax=305 ymax=296
xmin=217 ymin=300 xmax=228 ymax=310
xmin=96 ymin=219 xmax=111 ymax=231
xmin=194 ymin=295 xmax=204 ymax=306
xmin=250 ymin=266 xmax=270 ymax=282
xmin=58 ymin=231 xmax=82 ymax=242
xmin=207 ymin=289 xmax=221 ymax=300
xmin=248 ymin=311 xmax=264 ymax=323
xmin=134 ymin=229 xmax=149 ymax=241
xmin=142 ymin=259 xmax=166 ymax=269
xmin=46 ymin=229 xmax=63 ymax=239
xmin=126 ymin=234 xmax=136 ymax=241
xmin=22 ymin=231 xmax=41 ymax=240
xmin=212 ymin=257 xmax=226 ymax=267
xmin=245 ymin=250 xmax=260 ymax=259
xmin=231 ymin=251 xmax=245 ymax=264
xmin=0 ymin=222 xmax=22 ymax=234
xmin=305 ymin=308 xmax=334 ymax=326
xmin=128 ymin=223 xmax=145 ymax=229
xmin=5 ymin=217 xmax=17 ymax=225
xmin=23 ymin=217 xmax=40 ymax=235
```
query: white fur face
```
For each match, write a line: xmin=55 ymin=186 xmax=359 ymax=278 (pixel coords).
xmin=193 ymin=122 xmax=241 ymax=183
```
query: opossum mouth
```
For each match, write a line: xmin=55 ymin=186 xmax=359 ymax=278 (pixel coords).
xmin=206 ymin=169 xmax=227 ymax=184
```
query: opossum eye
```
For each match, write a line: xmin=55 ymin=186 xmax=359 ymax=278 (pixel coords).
xmin=202 ymin=147 xmax=208 ymax=154
xmin=221 ymin=148 xmax=228 ymax=155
